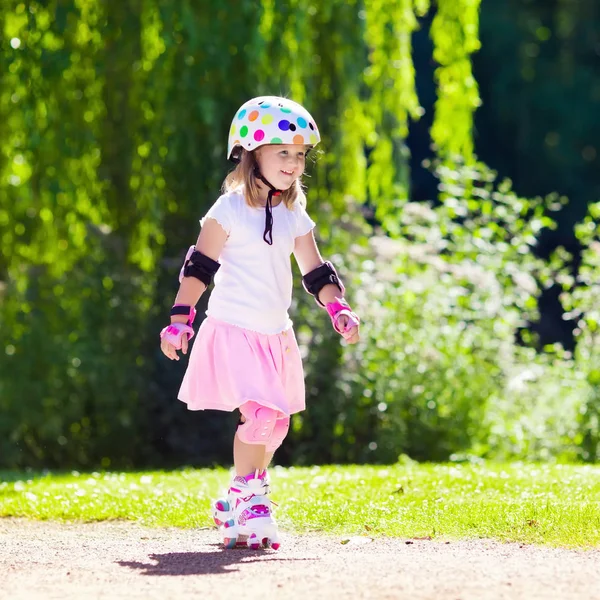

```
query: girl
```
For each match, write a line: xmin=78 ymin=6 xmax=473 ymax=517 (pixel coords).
xmin=160 ymin=96 xmax=360 ymax=550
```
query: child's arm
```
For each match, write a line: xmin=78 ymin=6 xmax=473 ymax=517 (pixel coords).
xmin=171 ymin=219 xmax=228 ymax=321
xmin=293 ymin=230 xmax=341 ymax=304
xmin=293 ymin=230 xmax=360 ymax=344
xmin=161 ymin=219 xmax=228 ymax=360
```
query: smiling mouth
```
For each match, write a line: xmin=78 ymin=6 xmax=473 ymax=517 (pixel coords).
xmin=281 ymin=170 xmax=294 ymax=176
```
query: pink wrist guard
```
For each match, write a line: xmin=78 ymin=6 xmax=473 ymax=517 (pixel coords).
xmin=325 ymin=297 xmax=360 ymax=340
xmin=170 ymin=304 xmax=196 ymax=326
xmin=160 ymin=322 xmax=195 ymax=350
xmin=160 ymin=304 xmax=196 ymax=350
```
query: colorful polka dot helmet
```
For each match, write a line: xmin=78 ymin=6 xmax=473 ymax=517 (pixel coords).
xmin=227 ymin=96 xmax=321 ymax=162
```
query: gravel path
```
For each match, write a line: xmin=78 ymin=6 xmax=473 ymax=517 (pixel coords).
xmin=1 ymin=519 xmax=599 ymax=600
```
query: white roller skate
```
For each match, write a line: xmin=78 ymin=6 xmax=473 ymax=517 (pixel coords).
xmin=212 ymin=470 xmax=280 ymax=550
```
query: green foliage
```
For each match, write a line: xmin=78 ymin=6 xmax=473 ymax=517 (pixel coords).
xmin=318 ymin=163 xmax=589 ymax=463
xmin=0 ymin=0 xmax=444 ymax=468
xmin=1 ymin=1 xmax=598 ymax=469
xmin=475 ymin=0 xmax=600 ymax=231
xmin=431 ymin=0 xmax=481 ymax=160
xmin=561 ymin=202 xmax=600 ymax=461
xmin=0 ymin=229 xmax=157 ymax=468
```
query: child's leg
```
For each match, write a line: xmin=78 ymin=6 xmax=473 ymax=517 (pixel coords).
xmin=234 ymin=401 xmax=290 ymax=474
xmin=233 ymin=433 xmax=273 ymax=475
xmin=214 ymin=402 xmax=289 ymax=550
xmin=262 ymin=451 xmax=274 ymax=470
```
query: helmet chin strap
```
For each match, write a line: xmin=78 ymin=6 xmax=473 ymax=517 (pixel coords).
xmin=253 ymin=167 xmax=282 ymax=245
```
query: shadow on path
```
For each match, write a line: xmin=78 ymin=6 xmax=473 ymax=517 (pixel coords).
xmin=118 ymin=546 xmax=319 ymax=576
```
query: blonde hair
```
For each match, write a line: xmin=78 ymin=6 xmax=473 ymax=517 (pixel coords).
xmin=222 ymin=148 xmax=306 ymax=209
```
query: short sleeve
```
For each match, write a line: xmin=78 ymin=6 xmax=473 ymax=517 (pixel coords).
xmin=200 ymin=193 xmax=235 ymax=235
xmin=294 ymin=202 xmax=316 ymax=238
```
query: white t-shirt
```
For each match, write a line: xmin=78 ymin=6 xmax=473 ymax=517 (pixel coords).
xmin=199 ymin=189 xmax=316 ymax=334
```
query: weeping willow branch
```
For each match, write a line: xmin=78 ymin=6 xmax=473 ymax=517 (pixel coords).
xmin=430 ymin=0 xmax=482 ymax=161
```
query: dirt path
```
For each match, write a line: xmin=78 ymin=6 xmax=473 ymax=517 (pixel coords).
xmin=1 ymin=519 xmax=599 ymax=600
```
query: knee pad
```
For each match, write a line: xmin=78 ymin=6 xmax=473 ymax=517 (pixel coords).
xmin=237 ymin=402 xmax=290 ymax=452
xmin=265 ymin=416 xmax=290 ymax=452
xmin=237 ymin=402 xmax=278 ymax=446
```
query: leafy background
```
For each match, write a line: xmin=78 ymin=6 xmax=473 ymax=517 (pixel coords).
xmin=1 ymin=0 xmax=598 ymax=469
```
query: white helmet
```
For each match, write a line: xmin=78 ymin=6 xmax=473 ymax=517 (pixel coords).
xmin=227 ymin=96 xmax=321 ymax=162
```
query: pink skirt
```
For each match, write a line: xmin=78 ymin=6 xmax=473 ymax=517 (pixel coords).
xmin=178 ymin=317 xmax=306 ymax=416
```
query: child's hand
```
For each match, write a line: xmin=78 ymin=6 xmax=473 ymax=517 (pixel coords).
xmin=337 ymin=313 xmax=360 ymax=344
xmin=326 ymin=298 xmax=360 ymax=344
xmin=160 ymin=323 xmax=193 ymax=360
xmin=160 ymin=334 xmax=188 ymax=361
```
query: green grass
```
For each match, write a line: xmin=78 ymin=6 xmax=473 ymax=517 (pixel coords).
xmin=1 ymin=463 xmax=599 ymax=548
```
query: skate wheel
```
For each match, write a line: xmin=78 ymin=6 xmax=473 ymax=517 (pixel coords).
xmin=262 ymin=537 xmax=280 ymax=549
xmin=247 ymin=534 xmax=261 ymax=550
xmin=213 ymin=499 xmax=232 ymax=528
xmin=268 ymin=534 xmax=281 ymax=550
xmin=214 ymin=500 xmax=230 ymax=512
xmin=223 ymin=537 xmax=237 ymax=550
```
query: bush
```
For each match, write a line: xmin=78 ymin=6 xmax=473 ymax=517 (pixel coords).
xmin=562 ymin=202 xmax=600 ymax=461
xmin=295 ymin=161 xmax=589 ymax=463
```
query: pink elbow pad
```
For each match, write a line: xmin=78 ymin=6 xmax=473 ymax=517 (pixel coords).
xmin=179 ymin=246 xmax=196 ymax=283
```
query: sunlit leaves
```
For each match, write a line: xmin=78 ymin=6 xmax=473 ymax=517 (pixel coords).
xmin=430 ymin=0 xmax=481 ymax=161
xmin=333 ymin=164 xmax=592 ymax=464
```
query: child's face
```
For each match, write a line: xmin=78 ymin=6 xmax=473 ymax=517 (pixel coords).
xmin=256 ymin=144 xmax=308 ymax=190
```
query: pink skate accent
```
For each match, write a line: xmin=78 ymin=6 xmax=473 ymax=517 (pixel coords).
xmin=238 ymin=504 xmax=271 ymax=526
xmin=240 ymin=470 xmax=266 ymax=481
xmin=230 ymin=470 xmax=270 ymax=502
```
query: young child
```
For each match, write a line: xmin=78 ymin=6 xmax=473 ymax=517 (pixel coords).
xmin=160 ymin=96 xmax=360 ymax=550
